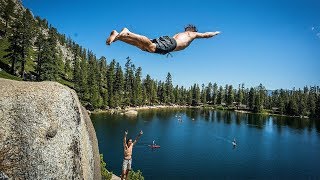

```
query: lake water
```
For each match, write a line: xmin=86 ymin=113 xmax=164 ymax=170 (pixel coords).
xmin=91 ymin=108 xmax=320 ymax=179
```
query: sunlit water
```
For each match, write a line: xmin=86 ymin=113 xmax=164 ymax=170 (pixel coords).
xmin=91 ymin=109 xmax=320 ymax=179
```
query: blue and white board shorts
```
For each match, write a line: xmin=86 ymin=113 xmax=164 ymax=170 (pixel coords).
xmin=122 ymin=159 xmax=132 ymax=171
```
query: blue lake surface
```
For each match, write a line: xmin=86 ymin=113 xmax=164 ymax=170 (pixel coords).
xmin=91 ymin=109 xmax=320 ymax=179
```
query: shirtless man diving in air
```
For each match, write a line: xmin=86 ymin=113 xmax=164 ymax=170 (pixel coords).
xmin=106 ymin=24 xmax=220 ymax=55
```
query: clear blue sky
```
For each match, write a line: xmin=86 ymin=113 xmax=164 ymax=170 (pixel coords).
xmin=23 ymin=0 xmax=320 ymax=90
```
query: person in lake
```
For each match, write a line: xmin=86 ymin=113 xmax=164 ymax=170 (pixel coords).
xmin=232 ymin=138 xmax=237 ymax=147
xmin=121 ymin=130 xmax=143 ymax=180
xmin=106 ymin=24 xmax=220 ymax=55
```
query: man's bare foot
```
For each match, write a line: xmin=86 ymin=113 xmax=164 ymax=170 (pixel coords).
xmin=106 ymin=30 xmax=119 ymax=45
xmin=115 ymin=28 xmax=130 ymax=39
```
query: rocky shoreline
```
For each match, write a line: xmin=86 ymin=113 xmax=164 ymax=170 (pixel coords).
xmin=90 ymin=105 xmax=189 ymax=116
xmin=91 ymin=105 xmax=310 ymax=119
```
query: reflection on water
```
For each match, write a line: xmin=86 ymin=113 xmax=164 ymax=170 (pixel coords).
xmin=137 ymin=109 xmax=320 ymax=133
xmin=209 ymin=109 xmax=319 ymax=133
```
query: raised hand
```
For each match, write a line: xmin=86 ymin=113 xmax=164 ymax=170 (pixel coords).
xmin=139 ymin=130 xmax=143 ymax=135
xmin=125 ymin=130 xmax=128 ymax=135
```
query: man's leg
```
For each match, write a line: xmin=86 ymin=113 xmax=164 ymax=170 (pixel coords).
xmin=125 ymin=170 xmax=129 ymax=179
xmin=121 ymin=169 xmax=126 ymax=180
xmin=121 ymin=159 xmax=127 ymax=180
xmin=125 ymin=159 xmax=132 ymax=179
xmin=115 ymin=28 xmax=156 ymax=52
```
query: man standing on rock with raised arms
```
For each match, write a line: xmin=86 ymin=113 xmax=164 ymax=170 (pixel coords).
xmin=121 ymin=130 xmax=143 ymax=180
xmin=106 ymin=24 xmax=220 ymax=55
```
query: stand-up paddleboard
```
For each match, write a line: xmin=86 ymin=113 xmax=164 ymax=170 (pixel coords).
xmin=149 ymin=145 xmax=161 ymax=148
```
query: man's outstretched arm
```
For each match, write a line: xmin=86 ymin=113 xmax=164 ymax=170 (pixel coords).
xmin=123 ymin=130 xmax=128 ymax=148
xmin=195 ymin=31 xmax=220 ymax=38
xmin=133 ymin=130 xmax=143 ymax=145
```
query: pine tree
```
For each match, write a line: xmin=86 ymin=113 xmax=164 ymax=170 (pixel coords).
xmin=107 ymin=60 xmax=116 ymax=107
xmin=253 ymin=90 xmax=262 ymax=113
xmin=270 ymin=90 xmax=279 ymax=109
xmin=308 ymin=86 xmax=317 ymax=117
xmin=206 ymin=82 xmax=212 ymax=104
xmin=173 ymin=85 xmax=181 ymax=104
xmin=1 ymin=0 xmax=15 ymax=34
xmin=5 ymin=9 xmax=35 ymax=77
xmin=248 ymin=87 xmax=255 ymax=110
xmin=278 ymin=89 xmax=286 ymax=114
xmin=114 ymin=62 xmax=124 ymax=107
xmin=72 ymin=46 xmax=81 ymax=93
xmin=34 ymin=31 xmax=45 ymax=80
xmin=212 ymin=83 xmax=218 ymax=105
xmin=265 ymin=96 xmax=272 ymax=110
xmin=73 ymin=59 xmax=81 ymax=91
xmin=217 ymin=86 xmax=224 ymax=105
xmin=144 ymin=74 xmax=153 ymax=105
xmin=253 ymin=92 xmax=262 ymax=112
xmin=201 ymin=84 xmax=206 ymax=104
xmin=152 ymin=81 xmax=158 ymax=104
xmin=187 ymin=87 xmax=192 ymax=105
xmin=224 ymin=84 xmax=229 ymax=105
xmin=287 ymin=91 xmax=299 ymax=116
xmin=87 ymin=52 xmax=101 ymax=108
xmin=79 ymin=52 xmax=89 ymax=101
xmin=134 ymin=67 xmax=143 ymax=106
xmin=192 ymin=84 xmax=200 ymax=106
xmin=258 ymin=84 xmax=266 ymax=109
xmin=55 ymin=50 xmax=64 ymax=80
xmin=5 ymin=19 xmax=22 ymax=75
xmin=40 ymin=27 xmax=59 ymax=81
xmin=237 ymin=83 xmax=244 ymax=105
xmin=130 ymin=64 xmax=136 ymax=105
xmin=179 ymin=86 xmax=186 ymax=105
xmin=64 ymin=58 xmax=72 ymax=80
xmin=142 ymin=85 xmax=147 ymax=106
xmin=165 ymin=72 xmax=174 ymax=104
xmin=157 ymin=81 xmax=166 ymax=104
xmin=98 ymin=56 xmax=108 ymax=108
xmin=226 ymin=85 xmax=234 ymax=106
xmin=297 ymin=89 xmax=307 ymax=116
xmin=19 ymin=9 xmax=35 ymax=78
xmin=196 ymin=84 xmax=201 ymax=105
xmin=124 ymin=57 xmax=134 ymax=106
xmin=315 ymin=95 xmax=320 ymax=119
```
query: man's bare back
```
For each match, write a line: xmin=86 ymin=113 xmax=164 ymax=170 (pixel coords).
xmin=172 ymin=31 xmax=220 ymax=51
xmin=173 ymin=31 xmax=197 ymax=51
xmin=106 ymin=24 xmax=220 ymax=55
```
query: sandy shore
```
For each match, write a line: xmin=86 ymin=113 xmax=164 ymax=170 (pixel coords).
xmin=234 ymin=110 xmax=252 ymax=114
xmin=125 ymin=105 xmax=188 ymax=111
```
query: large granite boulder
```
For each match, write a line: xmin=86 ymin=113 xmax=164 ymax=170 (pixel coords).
xmin=0 ymin=78 xmax=101 ymax=179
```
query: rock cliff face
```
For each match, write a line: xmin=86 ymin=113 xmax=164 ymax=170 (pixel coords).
xmin=0 ymin=78 xmax=101 ymax=179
